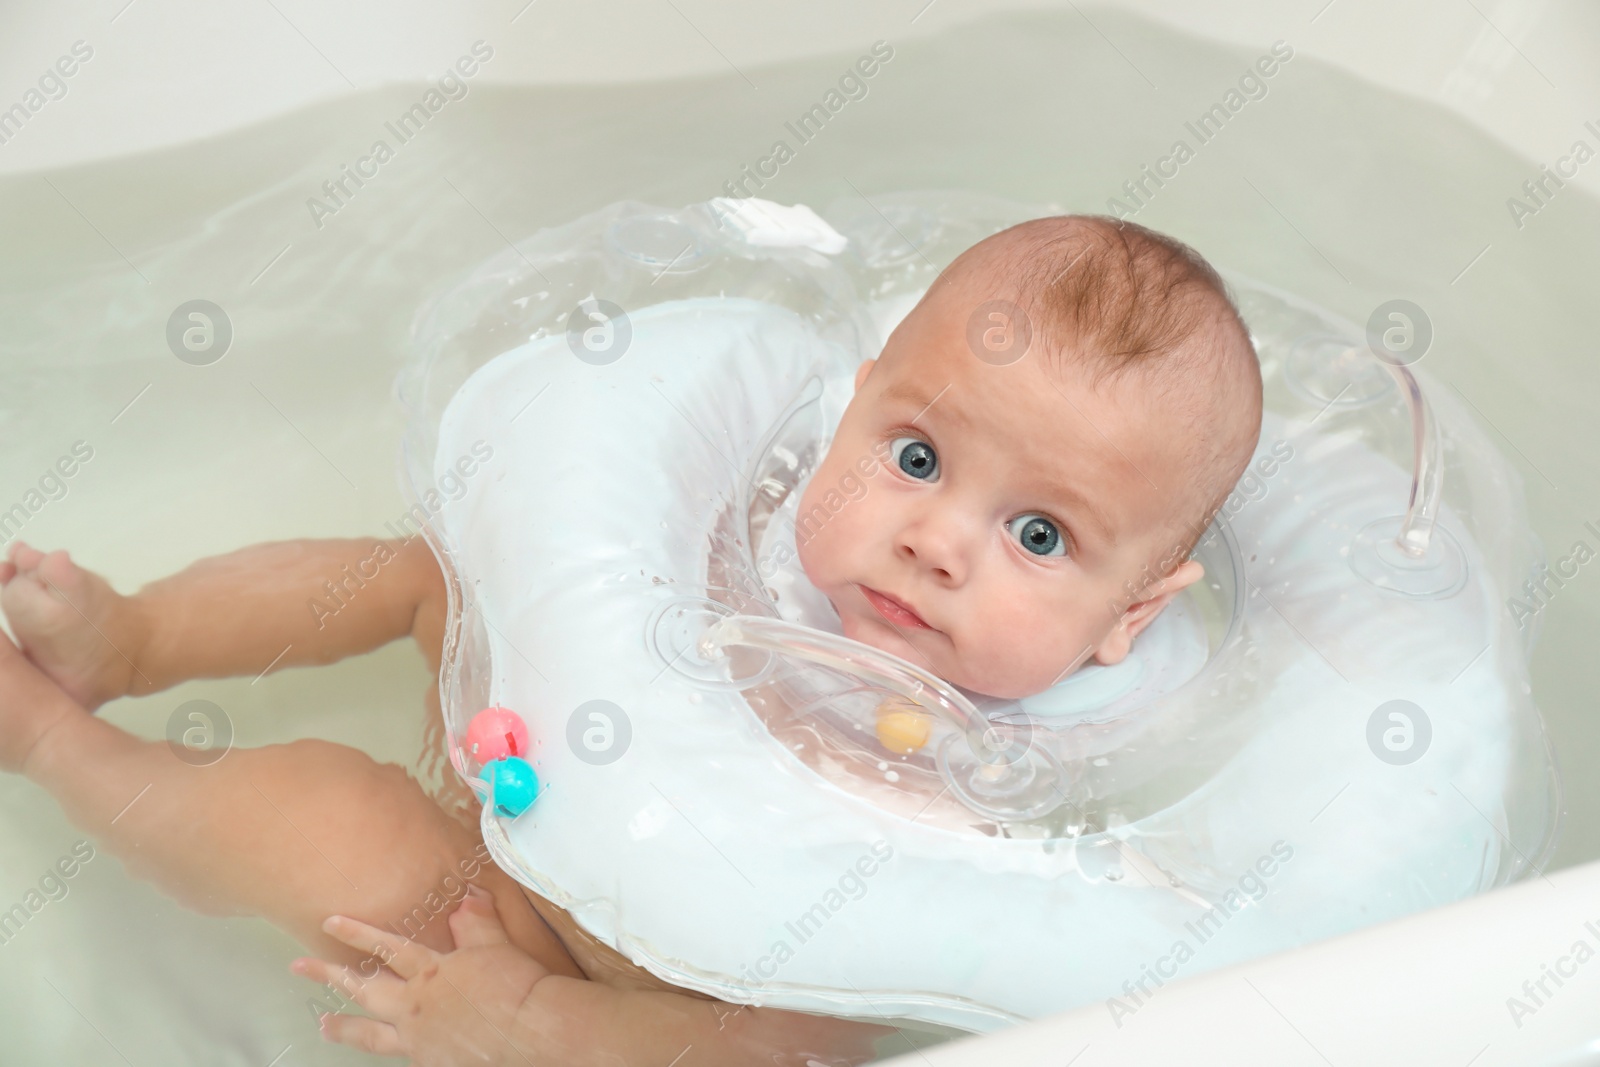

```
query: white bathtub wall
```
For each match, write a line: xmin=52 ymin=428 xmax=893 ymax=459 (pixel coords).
xmin=895 ymin=857 xmax=1600 ymax=1067
xmin=2 ymin=0 xmax=1600 ymax=181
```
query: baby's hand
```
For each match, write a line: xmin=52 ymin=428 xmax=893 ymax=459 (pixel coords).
xmin=292 ymin=884 xmax=554 ymax=1065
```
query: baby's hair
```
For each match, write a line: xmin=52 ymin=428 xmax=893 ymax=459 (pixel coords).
xmin=946 ymin=215 xmax=1265 ymax=563
xmin=1018 ymin=216 xmax=1249 ymax=389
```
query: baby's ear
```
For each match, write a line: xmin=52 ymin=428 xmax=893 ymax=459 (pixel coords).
xmin=1092 ymin=560 xmax=1205 ymax=667
xmin=854 ymin=359 xmax=876 ymax=392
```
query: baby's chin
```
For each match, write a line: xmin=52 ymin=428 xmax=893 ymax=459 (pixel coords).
xmin=828 ymin=604 xmax=1049 ymax=701
xmin=905 ymin=654 xmax=1053 ymax=702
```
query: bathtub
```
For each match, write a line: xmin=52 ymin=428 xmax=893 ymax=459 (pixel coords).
xmin=2 ymin=2 xmax=1598 ymax=1064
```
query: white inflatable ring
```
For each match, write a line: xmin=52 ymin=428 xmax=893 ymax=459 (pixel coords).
xmin=399 ymin=194 xmax=1560 ymax=1032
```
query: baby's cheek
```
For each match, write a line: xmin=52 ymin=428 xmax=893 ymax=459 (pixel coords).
xmin=794 ymin=522 xmax=826 ymax=585
xmin=973 ymin=596 xmax=1098 ymax=696
xmin=794 ymin=498 xmax=851 ymax=591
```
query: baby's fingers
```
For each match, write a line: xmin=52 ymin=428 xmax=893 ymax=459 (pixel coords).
xmin=291 ymin=956 xmax=407 ymax=1020
xmin=319 ymin=1011 xmax=405 ymax=1058
xmin=321 ymin=914 xmax=435 ymax=979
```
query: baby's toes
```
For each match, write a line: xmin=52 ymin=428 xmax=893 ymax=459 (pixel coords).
xmin=7 ymin=541 xmax=44 ymax=572
xmin=35 ymin=550 xmax=82 ymax=600
xmin=5 ymin=550 xmax=89 ymax=619
xmin=0 ymin=555 xmax=73 ymax=630
xmin=0 ymin=561 xmax=44 ymax=610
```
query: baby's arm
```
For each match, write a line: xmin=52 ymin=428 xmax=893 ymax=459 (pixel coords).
xmin=127 ymin=535 xmax=446 ymax=697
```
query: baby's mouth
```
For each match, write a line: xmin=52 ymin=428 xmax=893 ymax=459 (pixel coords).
xmin=859 ymin=586 xmax=933 ymax=631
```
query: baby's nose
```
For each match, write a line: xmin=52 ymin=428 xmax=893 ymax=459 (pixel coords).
xmin=894 ymin=520 xmax=966 ymax=584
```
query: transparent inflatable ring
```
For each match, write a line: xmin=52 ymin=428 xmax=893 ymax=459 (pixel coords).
xmin=400 ymin=193 xmax=1559 ymax=1034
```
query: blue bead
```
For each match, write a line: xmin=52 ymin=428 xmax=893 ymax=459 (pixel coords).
xmin=485 ymin=756 xmax=539 ymax=818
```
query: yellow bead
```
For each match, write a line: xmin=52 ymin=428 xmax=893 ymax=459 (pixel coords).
xmin=875 ymin=699 xmax=931 ymax=755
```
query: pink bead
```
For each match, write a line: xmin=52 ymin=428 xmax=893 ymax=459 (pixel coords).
xmin=466 ymin=706 xmax=531 ymax=764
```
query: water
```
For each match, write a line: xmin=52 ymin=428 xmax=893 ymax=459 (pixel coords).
xmin=2 ymin=8 xmax=1599 ymax=1063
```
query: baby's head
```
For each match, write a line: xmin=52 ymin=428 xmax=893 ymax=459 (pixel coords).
xmin=796 ymin=215 xmax=1263 ymax=699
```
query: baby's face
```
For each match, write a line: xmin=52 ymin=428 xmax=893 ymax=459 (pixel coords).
xmin=795 ymin=282 xmax=1206 ymax=700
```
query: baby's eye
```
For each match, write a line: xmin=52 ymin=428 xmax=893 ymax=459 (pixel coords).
xmin=1009 ymin=514 xmax=1066 ymax=557
xmin=891 ymin=437 xmax=939 ymax=482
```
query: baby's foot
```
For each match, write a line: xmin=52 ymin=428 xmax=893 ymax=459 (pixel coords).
xmin=0 ymin=542 xmax=145 ymax=711
xmin=0 ymin=623 xmax=85 ymax=775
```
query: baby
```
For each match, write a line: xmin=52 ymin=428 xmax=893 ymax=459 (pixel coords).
xmin=0 ymin=215 xmax=1261 ymax=1065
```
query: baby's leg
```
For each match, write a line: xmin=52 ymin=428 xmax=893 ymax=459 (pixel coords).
xmin=0 ymin=536 xmax=445 ymax=711
xmin=0 ymin=631 xmax=581 ymax=976
xmin=0 ymin=539 xmax=580 ymax=975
